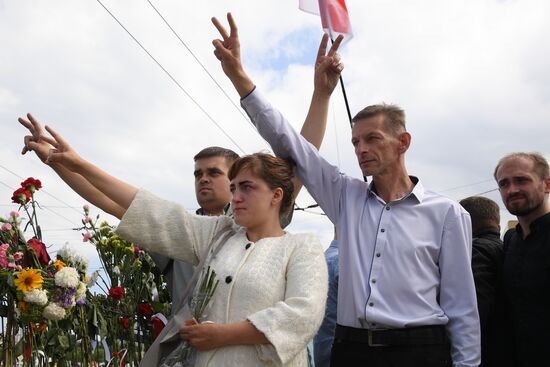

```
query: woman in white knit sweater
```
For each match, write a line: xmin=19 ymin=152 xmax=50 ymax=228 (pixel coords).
xmin=20 ymin=124 xmax=328 ymax=366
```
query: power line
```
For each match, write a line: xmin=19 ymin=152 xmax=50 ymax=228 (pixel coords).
xmin=469 ymin=188 xmax=499 ymax=196
xmin=0 ymin=168 xmax=80 ymax=226
xmin=440 ymin=179 xmax=494 ymax=193
xmin=94 ymin=0 xmax=246 ymax=154
xmin=145 ymin=0 xmax=259 ymax=138
xmin=0 ymin=163 xmax=82 ymax=216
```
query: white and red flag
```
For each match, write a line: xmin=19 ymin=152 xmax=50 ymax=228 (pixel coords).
xmin=299 ymin=0 xmax=353 ymax=40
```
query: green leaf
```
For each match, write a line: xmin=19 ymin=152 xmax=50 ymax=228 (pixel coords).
xmin=57 ymin=334 xmax=70 ymax=350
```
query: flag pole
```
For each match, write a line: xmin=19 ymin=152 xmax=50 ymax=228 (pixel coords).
xmin=330 ymin=36 xmax=368 ymax=182
xmin=331 ymin=36 xmax=353 ymax=129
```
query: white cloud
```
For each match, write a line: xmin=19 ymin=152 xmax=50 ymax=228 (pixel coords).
xmin=1 ymin=0 xmax=549 ymax=265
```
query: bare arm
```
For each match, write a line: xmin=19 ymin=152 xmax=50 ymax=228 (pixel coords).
xmin=19 ymin=114 xmax=136 ymax=218
xmin=294 ymin=33 xmax=344 ymax=196
xmin=179 ymin=319 xmax=269 ymax=351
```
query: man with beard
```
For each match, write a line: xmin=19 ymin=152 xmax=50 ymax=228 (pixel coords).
xmin=494 ymin=152 xmax=550 ymax=367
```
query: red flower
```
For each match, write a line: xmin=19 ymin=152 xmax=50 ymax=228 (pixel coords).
xmin=108 ymin=286 xmax=125 ymax=301
xmin=21 ymin=177 xmax=42 ymax=193
xmin=24 ymin=238 xmax=51 ymax=267
xmin=112 ymin=350 xmax=126 ymax=367
xmin=11 ymin=188 xmax=31 ymax=205
xmin=137 ymin=303 xmax=153 ymax=318
xmin=151 ymin=316 xmax=166 ymax=339
xmin=118 ymin=316 xmax=130 ymax=329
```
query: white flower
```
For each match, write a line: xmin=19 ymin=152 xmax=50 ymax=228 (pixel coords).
xmin=24 ymin=289 xmax=48 ymax=306
xmin=87 ymin=270 xmax=99 ymax=287
xmin=55 ymin=267 xmax=79 ymax=288
xmin=75 ymin=281 xmax=87 ymax=302
xmin=56 ymin=245 xmax=89 ymax=272
xmin=56 ymin=245 xmax=77 ymax=263
xmin=113 ymin=266 xmax=120 ymax=275
xmin=42 ymin=303 xmax=66 ymax=320
xmin=73 ymin=253 xmax=89 ymax=273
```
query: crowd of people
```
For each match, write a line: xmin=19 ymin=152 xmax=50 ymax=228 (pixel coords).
xmin=16 ymin=12 xmax=549 ymax=367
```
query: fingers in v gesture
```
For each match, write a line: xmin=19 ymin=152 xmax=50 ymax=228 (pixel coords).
xmin=314 ymin=34 xmax=345 ymax=96
xmin=211 ymin=13 xmax=254 ymax=97
xmin=211 ymin=13 xmax=242 ymax=77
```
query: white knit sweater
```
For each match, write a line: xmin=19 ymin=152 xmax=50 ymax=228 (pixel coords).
xmin=116 ymin=190 xmax=328 ymax=367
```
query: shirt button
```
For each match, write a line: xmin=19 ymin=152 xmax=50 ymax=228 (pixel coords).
xmin=376 ymin=253 xmax=381 ymax=257
xmin=225 ymin=276 xmax=233 ymax=284
xmin=386 ymin=206 xmax=390 ymax=210
xmin=245 ymin=243 xmax=251 ymax=250
xmin=369 ymin=302 xmax=374 ymax=307
xmin=380 ymin=228 xmax=385 ymax=233
xmin=371 ymin=279 xmax=376 ymax=284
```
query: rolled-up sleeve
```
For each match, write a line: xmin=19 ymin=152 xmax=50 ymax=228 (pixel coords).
xmin=439 ymin=208 xmax=481 ymax=367
xmin=115 ymin=189 xmax=233 ymax=265
xmin=247 ymin=235 xmax=328 ymax=365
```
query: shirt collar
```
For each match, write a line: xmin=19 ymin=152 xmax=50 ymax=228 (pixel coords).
xmin=367 ymin=176 xmax=424 ymax=204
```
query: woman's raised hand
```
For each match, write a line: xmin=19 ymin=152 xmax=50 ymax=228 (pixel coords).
xmin=19 ymin=113 xmax=84 ymax=172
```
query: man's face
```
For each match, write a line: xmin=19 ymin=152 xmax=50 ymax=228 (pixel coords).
xmin=496 ymin=157 xmax=550 ymax=217
xmin=351 ymin=115 xmax=404 ymax=176
xmin=194 ymin=156 xmax=232 ymax=212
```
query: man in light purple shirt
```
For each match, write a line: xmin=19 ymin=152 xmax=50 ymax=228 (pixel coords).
xmin=211 ymin=13 xmax=480 ymax=367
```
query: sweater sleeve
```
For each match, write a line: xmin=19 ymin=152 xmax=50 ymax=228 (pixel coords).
xmin=115 ymin=189 xmax=234 ymax=265
xmin=247 ymin=234 xmax=328 ymax=365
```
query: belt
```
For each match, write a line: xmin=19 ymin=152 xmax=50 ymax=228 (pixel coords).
xmin=334 ymin=324 xmax=448 ymax=347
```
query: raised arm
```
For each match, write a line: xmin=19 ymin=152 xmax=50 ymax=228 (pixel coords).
xmin=18 ymin=114 xmax=136 ymax=218
xmin=212 ymin=14 xmax=350 ymax=222
xmin=212 ymin=13 xmax=344 ymax=201
xmin=295 ymin=33 xmax=344 ymax=195
xmin=20 ymin=115 xmax=126 ymax=218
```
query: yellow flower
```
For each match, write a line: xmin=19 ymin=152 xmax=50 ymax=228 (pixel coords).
xmin=15 ymin=268 xmax=43 ymax=292
xmin=54 ymin=259 xmax=65 ymax=271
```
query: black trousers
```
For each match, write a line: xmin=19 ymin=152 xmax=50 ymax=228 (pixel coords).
xmin=330 ymin=326 xmax=452 ymax=367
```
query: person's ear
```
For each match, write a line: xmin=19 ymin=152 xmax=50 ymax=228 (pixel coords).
xmin=397 ymin=132 xmax=411 ymax=154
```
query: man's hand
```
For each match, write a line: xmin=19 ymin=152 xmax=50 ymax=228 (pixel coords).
xmin=179 ymin=320 xmax=227 ymax=351
xmin=313 ymin=33 xmax=344 ymax=97
xmin=211 ymin=13 xmax=254 ymax=97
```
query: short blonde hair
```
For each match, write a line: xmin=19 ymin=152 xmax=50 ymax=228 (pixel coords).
xmin=352 ymin=103 xmax=406 ymax=136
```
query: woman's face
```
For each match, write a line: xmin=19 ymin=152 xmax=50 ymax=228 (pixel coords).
xmin=230 ymin=169 xmax=281 ymax=228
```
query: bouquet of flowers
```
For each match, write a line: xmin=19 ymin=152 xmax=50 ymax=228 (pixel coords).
xmin=160 ymin=266 xmax=219 ymax=367
xmin=79 ymin=206 xmax=171 ymax=366
xmin=0 ymin=177 xmax=91 ymax=366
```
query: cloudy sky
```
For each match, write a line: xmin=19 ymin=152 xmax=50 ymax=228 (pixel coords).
xmin=1 ymin=0 xmax=549 ymax=276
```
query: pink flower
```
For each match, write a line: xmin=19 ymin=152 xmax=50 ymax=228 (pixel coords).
xmin=0 ymin=243 xmax=9 ymax=268
xmin=83 ymin=204 xmax=90 ymax=211
xmin=8 ymin=262 xmax=21 ymax=270
xmin=83 ymin=216 xmax=92 ymax=224
xmin=9 ymin=211 xmax=19 ymax=218
xmin=1 ymin=223 xmax=12 ymax=231
xmin=13 ymin=252 xmax=23 ymax=261
xmin=82 ymin=232 xmax=92 ymax=242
